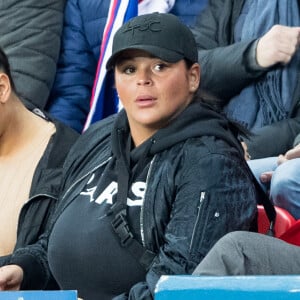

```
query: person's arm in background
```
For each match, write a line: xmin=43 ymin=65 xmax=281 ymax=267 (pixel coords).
xmin=193 ymin=0 xmax=300 ymax=158
xmin=47 ymin=0 xmax=109 ymax=133
xmin=243 ymin=25 xmax=300 ymax=158
xmin=193 ymin=1 xmax=299 ymax=103
xmin=192 ymin=0 xmax=268 ymax=102
xmin=259 ymin=133 xmax=300 ymax=183
xmin=244 ymin=109 xmax=300 ymax=159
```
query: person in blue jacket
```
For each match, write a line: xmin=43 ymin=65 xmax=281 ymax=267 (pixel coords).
xmin=46 ymin=0 xmax=208 ymax=133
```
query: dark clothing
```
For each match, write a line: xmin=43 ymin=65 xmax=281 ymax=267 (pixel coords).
xmin=0 ymin=0 xmax=66 ymax=109
xmin=2 ymin=106 xmax=79 ymax=289
xmin=48 ymin=165 xmax=147 ymax=299
xmin=21 ymin=101 xmax=257 ymax=299
xmin=192 ymin=0 xmax=300 ymax=159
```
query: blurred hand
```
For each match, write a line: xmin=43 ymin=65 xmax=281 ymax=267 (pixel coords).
xmin=282 ymin=143 xmax=300 ymax=160
xmin=0 ymin=265 xmax=23 ymax=291
xmin=260 ymin=171 xmax=274 ymax=183
xmin=256 ymin=25 xmax=300 ymax=68
xmin=260 ymin=144 xmax=300 ymax=182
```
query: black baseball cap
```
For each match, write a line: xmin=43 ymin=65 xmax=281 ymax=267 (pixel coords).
xmin=106 ymin=12 xmax=198 ymax=70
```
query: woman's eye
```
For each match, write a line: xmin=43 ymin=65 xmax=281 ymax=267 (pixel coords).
xmin=153 ymin=63 xmax=167 ymax=71
xmin=124 ymin=66 xmax=135 ymax=74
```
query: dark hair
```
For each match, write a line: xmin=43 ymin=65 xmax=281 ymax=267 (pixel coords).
xmin=0 ymin=47 xmax=16 ymax=92
xmin=184 ymin=59 xmax=195 ymax=70
xmin=193 ymin=88 xmax=252 ymax=140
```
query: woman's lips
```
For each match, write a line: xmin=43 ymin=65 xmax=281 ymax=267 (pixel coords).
xmin=135 ymin=95 xmax=157 ymax=107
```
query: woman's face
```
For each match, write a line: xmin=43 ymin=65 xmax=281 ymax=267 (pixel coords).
xmin=114 ymin=49 xmax=200 ymax=135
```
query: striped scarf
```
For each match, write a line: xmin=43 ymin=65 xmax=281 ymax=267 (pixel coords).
xmin=83 ymin=0 xmax=138 ymax=131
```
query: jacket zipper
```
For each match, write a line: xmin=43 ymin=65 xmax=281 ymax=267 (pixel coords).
xmin=140 ymin=156 xmax=156 ymax=247
xmin=189 ymin=191 xmax=206 ymax=251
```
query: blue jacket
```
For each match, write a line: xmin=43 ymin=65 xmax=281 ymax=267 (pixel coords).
xmin=46 ymin=0 xmax=208 ymax=132
xmin=170 ymin=0 xmax=208 ymax=27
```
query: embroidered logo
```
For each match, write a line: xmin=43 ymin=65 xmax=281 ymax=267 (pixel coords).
xmin=123 ymin=20 xmax=161 ymax=36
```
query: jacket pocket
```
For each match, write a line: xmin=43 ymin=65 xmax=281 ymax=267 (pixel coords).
xmin=189 ymin=190 xmax=227 ymax=262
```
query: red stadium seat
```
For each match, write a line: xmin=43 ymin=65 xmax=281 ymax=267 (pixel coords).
xmin=279 ymin=220 xmax=300 ymax=246
xmin=257 ymin=205 xmax=296 ymax=238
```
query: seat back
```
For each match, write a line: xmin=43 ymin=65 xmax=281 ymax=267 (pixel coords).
xmin=257 ymin=205 xmax=296 ymax=238
xmin=155 ymin=275 xmax=300 ymax=300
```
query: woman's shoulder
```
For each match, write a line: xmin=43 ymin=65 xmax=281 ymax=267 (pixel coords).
xmin=182 ymin=135 xmax=242 ymax=157
xmin=80 ymin=114 xmax=116 ymax=142
xmin=63 ymin=114 xmax=116 ymax=165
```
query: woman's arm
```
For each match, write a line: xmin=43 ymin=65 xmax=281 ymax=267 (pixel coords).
xmin=114 ymin=140 xmax=257 ymax=299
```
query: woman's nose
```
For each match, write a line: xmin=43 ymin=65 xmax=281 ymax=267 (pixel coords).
xmin=137 ymin=70 xmax=152 ymax=85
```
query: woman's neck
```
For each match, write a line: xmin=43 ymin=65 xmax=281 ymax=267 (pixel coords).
xmin=129 ymin=124 xmax=158 ymax=147
xmin=0 ymin=100 xmax=47 ymax=156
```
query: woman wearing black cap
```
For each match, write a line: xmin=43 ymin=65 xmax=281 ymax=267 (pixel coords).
xmin=0 ymin=13 xmax=258 ymax=300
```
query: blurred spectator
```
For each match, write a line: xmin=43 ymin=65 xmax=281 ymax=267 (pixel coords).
xmin=0 ymin=0 xmax=66 ymax=109
xmin=248 ymin=132 xmax=300 ymax=219
xmin=192 ymin=0 xmax=300 ymax=159
xmin=0 ymin=47 xmax=78 ymax=289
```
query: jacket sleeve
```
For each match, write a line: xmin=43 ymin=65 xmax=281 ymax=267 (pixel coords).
xmin=192 ymin=0 xmax=266 ymax=101
xmin=244 ymin=109 xmax=300 ymax=158
xmin=47 ymin=0 xmax=98 ymax=133
xmin=8 ymin=232 xmax=55 ymax=290
xmin=114 ymin=140 xmax=257 ymax=300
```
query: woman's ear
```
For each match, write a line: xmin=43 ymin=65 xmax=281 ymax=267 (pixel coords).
xmin=188 ymin=63 xmax=201 ymax=93
xmin=0 ymin=73 xmax=11 ymax=104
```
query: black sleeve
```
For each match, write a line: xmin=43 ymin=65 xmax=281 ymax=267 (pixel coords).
xmin=244 ymin=113 xmax=300 ymax=158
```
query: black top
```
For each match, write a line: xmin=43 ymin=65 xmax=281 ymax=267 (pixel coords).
xmin=48 ymin=137 xmax=151 ymax=300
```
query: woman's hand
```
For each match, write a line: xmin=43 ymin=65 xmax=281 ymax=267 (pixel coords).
xmin=0 ymin=265 xmax=23 ymax=291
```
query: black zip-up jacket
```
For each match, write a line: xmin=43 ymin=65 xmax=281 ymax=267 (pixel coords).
xmin=2 ymin=106 xmax=78 ymax=288
xmin=192 ymin=0 xmax=300 ymax=158
xmin=16 ymin=102 xmax=258 ymax=298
